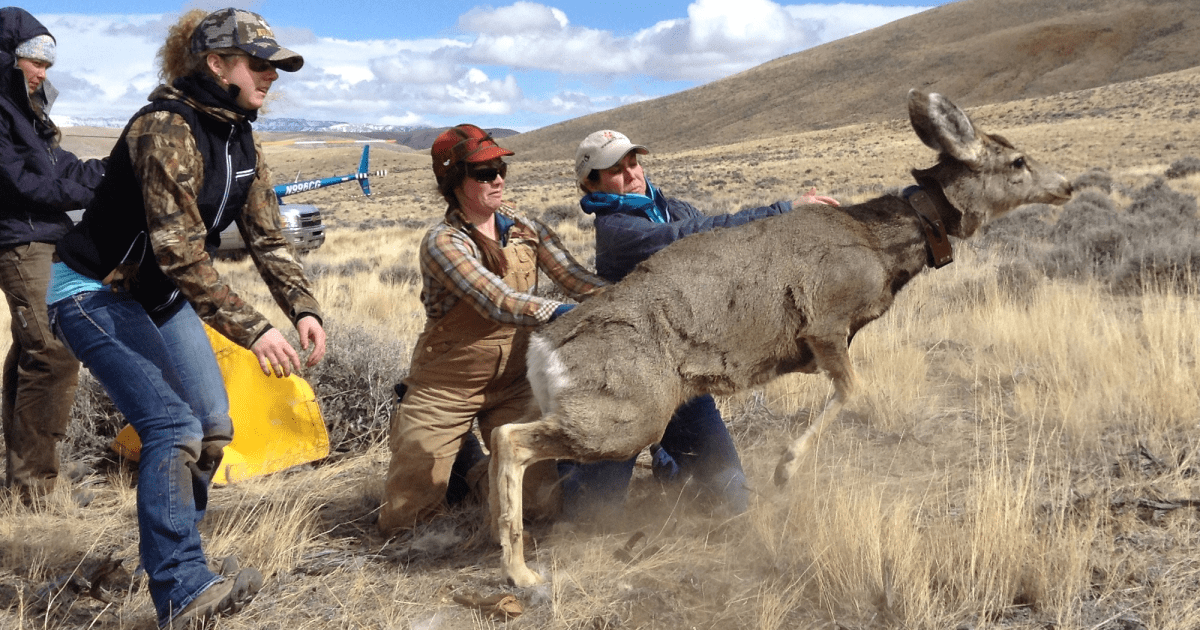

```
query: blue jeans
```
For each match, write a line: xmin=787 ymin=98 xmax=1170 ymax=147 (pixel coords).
xmin=49 ymin=291 xmax=232 ymax=625
xmin=558 ymin=394 xmax=748 ymax=520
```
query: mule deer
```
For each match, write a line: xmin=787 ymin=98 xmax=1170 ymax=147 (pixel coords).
xmin=489 ymin=89 xmax=1073 ymax=586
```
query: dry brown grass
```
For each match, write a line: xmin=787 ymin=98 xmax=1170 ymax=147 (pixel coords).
xmin=9 ymin=69 xmax=1200 ymax=629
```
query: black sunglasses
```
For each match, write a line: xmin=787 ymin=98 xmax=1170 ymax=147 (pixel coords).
xmin=468 ymin=162 xmax=507 ymax=183
xmin=222 ymin=54 xmax=274 ymax=73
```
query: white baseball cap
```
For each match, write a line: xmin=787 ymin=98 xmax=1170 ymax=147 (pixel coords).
xmin=574 ymin=130 xmax=648 ymax=186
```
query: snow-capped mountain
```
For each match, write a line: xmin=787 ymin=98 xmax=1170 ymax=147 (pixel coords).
xmin=55 ymin=116 xmax=128 ymax=129
xmin=58 ymin=115 xmax=423 ymax=134
xmin=257 ymin=118 xmax=424 ymax=133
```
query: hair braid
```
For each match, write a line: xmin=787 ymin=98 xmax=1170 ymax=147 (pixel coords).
xmin=445 ymin=204 xmax=508 ymax=278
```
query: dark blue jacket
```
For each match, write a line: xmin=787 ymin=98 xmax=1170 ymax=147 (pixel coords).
xmin=582 ymin=187 xmax=792 ymax=282
xmin=0 ymin=7 xmax=104 ymax=248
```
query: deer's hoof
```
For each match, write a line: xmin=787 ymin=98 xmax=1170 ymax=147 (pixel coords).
xmin=773 ymin=453 xmax=795 ymax=487
xmin=506 ymin=565 xmax=545 ymax=588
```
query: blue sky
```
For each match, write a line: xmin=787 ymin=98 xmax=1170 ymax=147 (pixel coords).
xmin=22 ymin=0 xmax=952 ymax=131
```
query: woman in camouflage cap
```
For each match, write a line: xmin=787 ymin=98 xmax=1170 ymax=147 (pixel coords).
xmin=48 ymin=8 xmax=323 ymax=628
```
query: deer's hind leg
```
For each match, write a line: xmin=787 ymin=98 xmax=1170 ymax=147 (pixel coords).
xmin=490 ymin=416 xmax=575 ymax=587
xmin=774 ymin=336 xmax=858 ymax=486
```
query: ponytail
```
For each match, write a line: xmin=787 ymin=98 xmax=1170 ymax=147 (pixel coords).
xmin=157 ymin=9 xmax=209 ymax=83
xmin=465 ymin=222 xmax=508 ymax=277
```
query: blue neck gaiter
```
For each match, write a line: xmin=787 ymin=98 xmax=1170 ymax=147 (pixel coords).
xmin=580 ymin=180 xmax=669 ymax=224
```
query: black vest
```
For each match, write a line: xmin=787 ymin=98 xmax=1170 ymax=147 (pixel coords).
xmin=57 ymin=77 xmax=257 ymax=315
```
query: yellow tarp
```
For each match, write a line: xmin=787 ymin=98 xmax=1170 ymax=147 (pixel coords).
xmin=111 ymin=324 xmax=329 ymax=485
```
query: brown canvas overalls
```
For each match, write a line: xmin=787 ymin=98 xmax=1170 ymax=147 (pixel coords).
xmin=379 ymin=233 xmax=560 ymax=534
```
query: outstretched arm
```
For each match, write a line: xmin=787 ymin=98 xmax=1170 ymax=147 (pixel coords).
xmin=0 ymin=117 xmax=104 ymax=210
xmin=593 ymin=197 xmax=794 ymax=281
xmin=794 ymin=187 xmax=840 ymax=207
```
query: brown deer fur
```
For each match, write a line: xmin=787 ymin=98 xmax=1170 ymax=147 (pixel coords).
xmin=489 ymin=90 xmax=1073 ymax=586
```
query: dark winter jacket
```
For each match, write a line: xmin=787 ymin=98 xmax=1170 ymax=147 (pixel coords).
xmin=581 ymin=182 xmax=792 ymax=282
xmin=0 ymin=7 xmax=104 ymax=248
xmin=61 ymin=75 xmax=259 ymax=316
xmin=57 ymin=75 xmax=322 ymax=349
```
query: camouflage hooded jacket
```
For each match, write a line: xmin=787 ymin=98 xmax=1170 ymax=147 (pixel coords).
xmin=56 ymin=75 xmax=322 ymax=349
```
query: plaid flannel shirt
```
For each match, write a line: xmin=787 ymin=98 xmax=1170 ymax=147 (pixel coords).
xmin=419 ymin=205 xmax=606 ymax=325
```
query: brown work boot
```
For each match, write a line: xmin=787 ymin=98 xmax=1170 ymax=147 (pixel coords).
xmin=164 ymin=567 xmax=263 ymax=628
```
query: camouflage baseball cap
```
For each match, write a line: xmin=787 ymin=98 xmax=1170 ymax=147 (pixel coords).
xmin=190 ymin=8 xmax=303 ymax=73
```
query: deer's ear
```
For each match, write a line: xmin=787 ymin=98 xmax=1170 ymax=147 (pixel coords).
xmin=908 ymin=89 xmax=982 ymax=164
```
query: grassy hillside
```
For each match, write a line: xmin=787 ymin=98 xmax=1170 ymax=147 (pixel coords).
xmin=504 ymin=0 xmax=1200 ymax=160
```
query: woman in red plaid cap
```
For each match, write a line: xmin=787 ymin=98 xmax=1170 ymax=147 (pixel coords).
xmin=378 ymin=124 xmax=607 ymax=535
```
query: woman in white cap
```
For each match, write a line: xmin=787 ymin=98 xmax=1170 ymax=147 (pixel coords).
xmin=0 ymin=7 xmax=104 ymax=501
xmin=560 ymin=129 xmax=838 ymax=521
xmin=47 ymin=8 xmax=324 ymax=627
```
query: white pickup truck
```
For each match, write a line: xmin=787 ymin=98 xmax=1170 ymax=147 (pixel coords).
xmin=66 ymin=202 xmax=326 ymax=256
xmin=213 ymin=203 xmax=325 ymax=254
xmin=67 ymin=145 xmax=384 ymax=256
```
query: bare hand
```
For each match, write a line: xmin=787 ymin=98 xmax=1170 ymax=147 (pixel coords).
xmin=251 ymin=328 xmax=303 ymax=378
xmin=296 ymin=315 xmax=327 ymax=368
xmin=795 ymin=187 xmax=840 ymax=207
xmin=251 ymin=317 xmax=327 ymax=377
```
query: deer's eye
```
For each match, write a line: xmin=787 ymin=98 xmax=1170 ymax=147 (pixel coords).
xmin=1011 ymin=157 xmax=1027 ymax=170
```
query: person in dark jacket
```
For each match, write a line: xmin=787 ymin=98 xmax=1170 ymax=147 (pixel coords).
xmin=48 ymin=8 xmax=324 ymax=628
xmin=0 ymin=7 xmax=104 ymax=499
xmin=559 ymin=129 xmax=838 ymax=520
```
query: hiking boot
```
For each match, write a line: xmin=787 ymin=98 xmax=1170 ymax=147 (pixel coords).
xmin=446 ymin=431 xmax=488 ymax=506
xmin=164 ymin=567 xmax=263 ymax=628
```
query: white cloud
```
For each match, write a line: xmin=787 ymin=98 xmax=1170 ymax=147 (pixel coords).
xmin=296 ymin=36 xmax=462 ymax=85
xmin=437 ymin=71 xmax=523 ymax=116
xmin=544 ymin=90 xmax=594 ymax=114
xmin=39 ymin=3 xmax=929 ymax=130
xmin=41 ymin=14 xmax=166 ymax=119
xmin=459 ymin=2 xmax=570 ymax=34
xmin=687 ymin=0 xmax=794 ymax=50
xmin=447 ymin=1 xmax=926 ymax=83
xmin=370 ymin=52 xmax=461 ymax=84
xmin=465 ymin=28 xmax=642 ymax=75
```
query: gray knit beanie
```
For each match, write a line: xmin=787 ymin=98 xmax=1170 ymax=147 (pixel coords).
xmin=14 ymin=34 xmax=55 ymax=66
